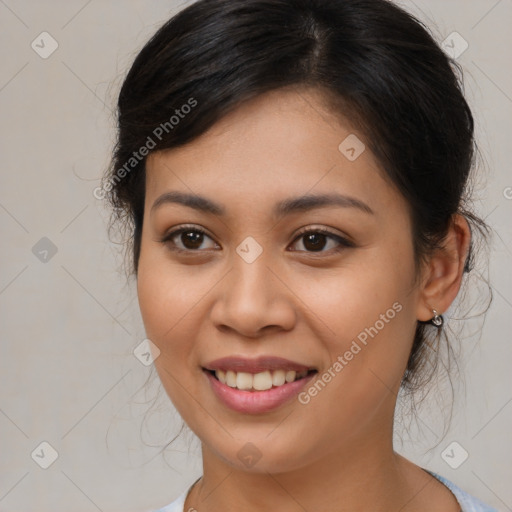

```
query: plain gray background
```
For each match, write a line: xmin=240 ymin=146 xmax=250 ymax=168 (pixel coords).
xmin=0 ymin=1 xmax=511 ymax=511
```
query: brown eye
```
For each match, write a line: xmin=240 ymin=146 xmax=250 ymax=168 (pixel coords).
xmin=289 ymin=228 xmax=353 ymax=254
xmin=161 ymin=226 xmax=218 ymax=252
xmin=180 ymin=230 xmax=205 ymax=249
xmin=302 ymin=232 xmax=328 ymax=251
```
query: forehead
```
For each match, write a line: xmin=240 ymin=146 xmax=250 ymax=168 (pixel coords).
xmin=145 ymin=87 xmax=403 ymax=217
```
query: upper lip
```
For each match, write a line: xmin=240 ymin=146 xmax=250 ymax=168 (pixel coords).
xmin=203 ymin=356 xmax=315 ymax=374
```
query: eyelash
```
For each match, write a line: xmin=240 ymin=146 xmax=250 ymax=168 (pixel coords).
xmin=159 ymin=224 xmax=354 ymax=255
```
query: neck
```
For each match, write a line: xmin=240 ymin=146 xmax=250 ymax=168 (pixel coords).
xmin=186 ymin=431 xmax=433 ymax=512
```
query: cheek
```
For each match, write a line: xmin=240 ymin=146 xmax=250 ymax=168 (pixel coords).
xmin=136 ymin=254 xmax=206 ymax=417
xmin=290 ymin=285 xmax=416 ymax=448
xmin=289 ymin=245 xmax=417 ymax=410
xmin=291 ymin=250 xmax=415 ymax=345
xmin=137 ymin=229 xmax=208 ymax=326
xmin=136 ymin=250 xmax=200 ymax=358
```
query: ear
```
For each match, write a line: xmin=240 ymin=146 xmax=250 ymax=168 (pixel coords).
xmin=416 ymin=214 xmax=471 ymax=322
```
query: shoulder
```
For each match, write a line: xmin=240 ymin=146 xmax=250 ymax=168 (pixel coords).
xmin=149 ymin=473 xmax=499 ymax=512
xmin=149 ymin=487 xmax=188 ymax=512
xmin=429 ymin=471 xmax=499 ymax=512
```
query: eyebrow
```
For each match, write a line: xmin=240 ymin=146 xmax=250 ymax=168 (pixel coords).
xmin=150 ymin=190 xmax=374 ymax=217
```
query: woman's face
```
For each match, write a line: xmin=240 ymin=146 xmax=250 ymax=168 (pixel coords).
xmin=137 ymin=87 xmax=423 ymax=473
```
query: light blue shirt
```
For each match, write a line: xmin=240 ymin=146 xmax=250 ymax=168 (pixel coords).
xmin=152 ymin=472 xmax=498 ymax=512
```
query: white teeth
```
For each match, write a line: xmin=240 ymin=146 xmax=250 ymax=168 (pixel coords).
xmin=216 ymin=369 xmax=226 ymax=384
xmin=285 ymin=370 xmax=296 ymax=383
xmin=253 ymin=371 xmax=272 ymax=391
xmin=236 ymin=372 xmax=253 ymax=390
xmin=272 ymin=369 xmax=286 ymax=386
xmin=226 ymin=370 xmax=237 ymax=388
xmin=213 ymin=368 xmax=310 ymax=390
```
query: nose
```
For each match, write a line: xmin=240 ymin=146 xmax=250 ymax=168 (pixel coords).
xmin=209 ymin=253 xmax=297 ymax=338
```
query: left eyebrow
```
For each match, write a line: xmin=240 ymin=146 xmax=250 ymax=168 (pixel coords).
xmin=273 ymin=193 xmax=374 ymax=218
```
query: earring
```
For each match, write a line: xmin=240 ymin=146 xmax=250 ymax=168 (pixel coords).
xmin=430 ymin=308 xmax=443 ymax=327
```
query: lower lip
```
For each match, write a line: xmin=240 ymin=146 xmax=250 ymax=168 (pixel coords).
xmin=203 ymin=370 xmax=316 ymax=414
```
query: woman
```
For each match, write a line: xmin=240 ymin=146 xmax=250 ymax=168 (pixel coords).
xmin=104 ymin=0 xmax=497 ymax=510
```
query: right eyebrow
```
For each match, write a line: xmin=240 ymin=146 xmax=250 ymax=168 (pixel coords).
xmin=151 ymin=191 xmax=225 ymax=216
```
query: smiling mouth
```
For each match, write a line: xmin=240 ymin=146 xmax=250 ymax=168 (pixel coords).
xmin=204 ymin=368 xmax=318 ymax=392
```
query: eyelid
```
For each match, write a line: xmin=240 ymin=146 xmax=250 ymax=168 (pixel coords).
xmin=292 ymin=225 xmax=354 ymax=245
xmin=289 ymin=225 xmax=355 ymax=252
xmin=160 ymin=224 xmax=218 ymax=250
xmin=161 ymin=223 xmax=213 ymax=240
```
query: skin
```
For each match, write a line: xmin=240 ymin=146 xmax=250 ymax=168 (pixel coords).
xmin=137 ymin=87 xmax=471 ymax=512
